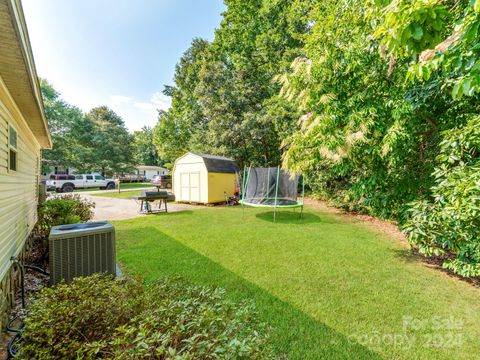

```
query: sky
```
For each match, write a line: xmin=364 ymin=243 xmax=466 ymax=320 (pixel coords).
xmin=22 ymin=0 xmax=225 ymax=132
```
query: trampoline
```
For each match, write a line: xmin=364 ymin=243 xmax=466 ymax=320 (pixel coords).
xmin=240 ymin=166 xmax=304 ymax=222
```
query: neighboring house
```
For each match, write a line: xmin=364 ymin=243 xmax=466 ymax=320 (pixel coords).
xmin=137 ymin=165 xmax=168 ymax=181
xmin=41 ymin=160 xmax=77 ymax=181
xmin=119 ymin=165 xmax=168 ymax=182
xmin=173 ymin=152 xmax=239 ymax=204
xmin=0 ymin=0 xmax=52 ymax=326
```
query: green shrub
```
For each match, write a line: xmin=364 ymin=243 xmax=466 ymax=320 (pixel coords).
xmin=36 ymin=194 xmax=95 ymax=238
xmin=403 ymin=117 xmax=480 ymax=277
xmin=17 ymin=275 xmax=273 ymax=359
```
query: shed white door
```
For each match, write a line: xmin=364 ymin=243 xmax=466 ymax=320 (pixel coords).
xmin=180 ymin=172 xmax=200 ymax=202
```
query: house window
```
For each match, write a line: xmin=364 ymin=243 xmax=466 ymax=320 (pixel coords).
xmin=8 ymin=126 xmax=17 ymax=171
xmin=9 ymin=126 xmax=17 ymax=148
xmin=9 ymin=149 xmax=17 ymax=171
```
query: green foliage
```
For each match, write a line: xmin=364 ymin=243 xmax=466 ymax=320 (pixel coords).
xmin=153 ymin=39 xmax=210 ymax=163
xmin=403 ymin=117 xmax=480 ymax=277
xmin=40 ymin=79 xmax=86 ymax=172
xmin=277 ymin=1 xmax=429 ymax=219
xmin=36 ymin=194 xmax=95 ymax=238
xmin=368 ymin=0 xmax=480 ymax=276
xmin=375 ymin=0 xmax=480 ymax=99
xmin=41 ymin=81 xmax=137 ymax=176
xmin=83 ymin=106 xmax=135 ymax=175
xmin=17 ymin=275 xmax=273 ymax=360
xmin=153 ymin=0 xmax=310 ymax=166
xmin=373 ymin=0 xmax=450 ymax=57
xmin=132 ymin=126 xmax=161 ymax=166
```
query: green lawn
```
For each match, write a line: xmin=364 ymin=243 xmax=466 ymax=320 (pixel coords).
xmin=114 ymin=206 xmax=480 ymax=359
xmin=92 ymin=188 xmax=155 ymax=199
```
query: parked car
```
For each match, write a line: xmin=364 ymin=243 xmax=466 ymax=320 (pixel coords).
xmin=46 ymin=174 xmax=116 ymax=193
xmin=151 ymin=174 xmax=172 ymax=189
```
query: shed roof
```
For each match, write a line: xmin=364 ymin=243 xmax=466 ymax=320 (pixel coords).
xmin=186 ymin=153 xmax=239 ymax=174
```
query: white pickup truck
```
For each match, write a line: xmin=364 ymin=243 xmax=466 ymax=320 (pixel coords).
xmin=46 ymin=174 xmax=116 ymax=193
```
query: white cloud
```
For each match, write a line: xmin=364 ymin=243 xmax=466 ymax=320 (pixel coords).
xmin=132 ymin=91 xmax=171 ymax=113
xmin=109 ymin=95 xmax=133 ymax=105
xmin=133 ymin=101 xmax=155 ymax=111
xmin=150 ymin=91 xmax=171 ymax=111
xmin=107 ymin=91 xmax=172 ymax=132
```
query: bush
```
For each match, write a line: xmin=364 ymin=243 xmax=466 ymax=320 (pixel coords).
xmin=403 ymin=118 xmax=480 ymax=277
xmin=17 ymin=275 xmax=273 ymax=359
xmin=36 ymin=194 xmax=95 ymax=238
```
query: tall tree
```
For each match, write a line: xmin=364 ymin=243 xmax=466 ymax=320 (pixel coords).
xmin=154 ymin=0 xmax=311 ymax=167
xmin=153 ymin=39 xmax=210 ymax=163
xmin=84 ymin=106 xmax=134 ymax=176
xmin=40 ymin=79 xmax=86 ymax=171
xmin=194 ymin=0 xmax=310 ymax=167
xmin=132 ymin=126 xmax=161 ymax=166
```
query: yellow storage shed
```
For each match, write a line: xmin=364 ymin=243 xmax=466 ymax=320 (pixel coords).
xmin=173 ymin=152 xmax=239 ymax=204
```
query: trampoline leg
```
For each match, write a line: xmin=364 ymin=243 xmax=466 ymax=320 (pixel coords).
xmin=274 ymin=208 xmax=276 ymax=223
xmin=300 ymin=206 xmax=304 ymax=219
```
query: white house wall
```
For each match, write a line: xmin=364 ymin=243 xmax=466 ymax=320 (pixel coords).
xmin=0 ymin=77 xmax=41 ymax=281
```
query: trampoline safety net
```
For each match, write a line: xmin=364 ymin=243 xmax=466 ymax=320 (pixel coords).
xmin=241 ymin=167 xmax=302 ymax=207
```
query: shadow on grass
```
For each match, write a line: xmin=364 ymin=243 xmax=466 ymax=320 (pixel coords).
xmin=150 ymin=210 xmax=196 ymax=217
xmin=116 ymin=226 xmax=382 ymax=359
xmin=255 ymin=210 xmax=321 ymax=224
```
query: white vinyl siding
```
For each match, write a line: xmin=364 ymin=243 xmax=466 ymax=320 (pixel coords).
xmin=0 ymin=86 xmax=41 ymax=281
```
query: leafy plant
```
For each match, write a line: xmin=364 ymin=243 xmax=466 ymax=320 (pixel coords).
xmin=36 ymin=194 xmax=95 ymax=238
xmin=403 ymin=117 xmax=480 ymax=277
xmin=17 ymin=275 xmax=273 ymax=359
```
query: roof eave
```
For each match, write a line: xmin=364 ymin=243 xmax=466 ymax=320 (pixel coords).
xmin=5 ymin=0 xmax=52 ymax=149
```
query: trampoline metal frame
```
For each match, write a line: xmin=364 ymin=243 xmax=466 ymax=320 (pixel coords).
xmin=240 ymin=166 xmax=304 ymax=222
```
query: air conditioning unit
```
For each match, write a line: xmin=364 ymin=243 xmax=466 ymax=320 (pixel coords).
xmin=49 ymin=221 xmax=116 ymax=284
